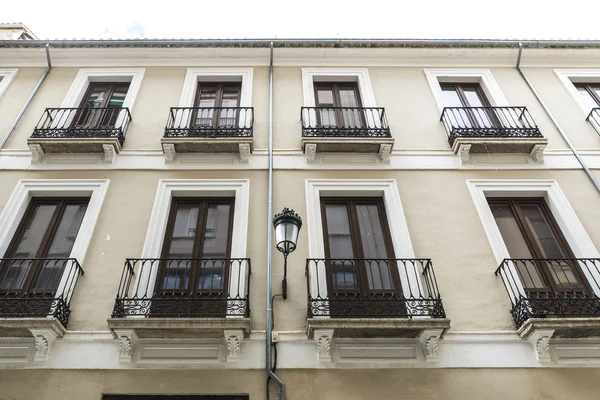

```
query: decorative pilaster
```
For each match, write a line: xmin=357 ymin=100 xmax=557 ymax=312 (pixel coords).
xmin=305 ymin=143 xmax=317 ymax=163
xmin=378 ymin=143 xmax=392 ymax=163
xmin=29 ymin=144 xmax=45 ymax=163
xmin=115 ymin=329 xmax=138 ymax=363
xmin=458 ymin=144 xmax=472 ymax=164
xmin=238 ymin=143 xmax=251 ymax=163
xmin=314 ymin=329 xmax=334 ymax=362
xmin=530 ymin=144 xmax=545 ymax=163
xmin=102 ymin=144 xmax=115 ymax=164
xmin=527 ymin=329 xmax=554 ymax=362
xmin=162 ymin=143 xmax=176 ymax=163
xmin=417 ymin=329 xmax=443 ymax=362
xmin=224 ymin=330 xmax=243 ymax=362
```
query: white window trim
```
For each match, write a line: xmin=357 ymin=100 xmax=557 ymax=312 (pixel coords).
xmin=301 ymin=68 xmax=376 ymax=107
xmin=305 ymin=179 xmax=421 ymax=301
xmin=136 ymin=179 xmax=250 ymax=301
xmin=59 ymin=68 xmax=145 ymax=129
xmin=424 ymin=69 xmax=509 ymax=114
xmin=178 ymin=68 xmax=253 ymax=108
xmin=0 ymin=179 xmax=109 ymax=304
xmin=467 ymin=179 xmax=600 ymax=301
xmin=554 ymin=69 xmax=600 ymax=117
xmin=0 ymin=69 xmax=18 ymax=100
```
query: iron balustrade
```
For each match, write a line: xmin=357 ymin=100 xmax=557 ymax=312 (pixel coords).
xmin=0 ymin=258 xmax=84 ymax=328
xmin=586 ymin=108 xmax=600 ymax=136
xmin=31 ymin=107 xmax=132 ymax=145
xmin=495 ymin=258 xmax=600 ymax=328
xmin=440 ymin=106 xmax=542 ymax=147
xmin=164 ymin=107 xmax=254 ymax=138
xmin=112 ymin=258 xmax=251 ymax=318
xmin=305 ymin=258 xmax=446 ymax=318
xmin=301 ymin=107 xmax=391 ymax=138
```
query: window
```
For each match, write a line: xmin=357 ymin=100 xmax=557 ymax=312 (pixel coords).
xmin=0 ymin=198 xmax=88 ymax=294
xmin=488 ymin=197 xmax=589 ymax=294
xmin=320 ymin=197 xmax=400 ymax=296
xmin=192 ymin=82 xmax=241 ymax=128
xmin=158 ymin=198 xmax=234 ymax=295
xmin=313 ymin=82 xmax=364 ymax=129
xmin=441 ymin=82 xmax=497 ymax=128
xmin=0 ymin=69 xmax=18 ymax=101
xmin=574 ymin=83 xmax=600 ymax=109
xmin=73 ymin=82 xmax=130 ymax=128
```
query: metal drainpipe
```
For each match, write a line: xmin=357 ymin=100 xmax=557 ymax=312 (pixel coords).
xmin=266 ymin=41 xmax=286 ymax=400
xmin=516 ymin=43 xmax=600 ymax=193
xmin=0 ymin=43 xmax=52 ymax=149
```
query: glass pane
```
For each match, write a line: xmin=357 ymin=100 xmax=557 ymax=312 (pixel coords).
xmin=577 ymin=86 xmax=600 ymax=109
xmin=83 ymin=85 xmax=109 ymax=108
xmin=441 ymin=86 xmax=471 ymax=128
xmin=490 ymin=203 xmax=544 ymax=289
xmin=592 ymin=86 xmax=600 ymax=104
xmin=218 ymin=87 xmax=240 ymax=126
xmin=463 ymin=87 xmax=494 ymax=128
xmin=0 ymin=259 xmax=33 ymax=291
xmin=338 ymin=87 xmax=359 ymax=107
xmin=338 ymin=87 xmax=362 ymax=128
xmin=441 ymin=86 xmax=464 ymax=107
xmin=356 ymin=204 xmax=393 ymax=291
xmin=165 ymin=204 xmax=199 ymax=258
xmin=13 ymin=204 xmax=57 ymax=258
xmin=199 ymin=204 xmax=231 ymax=291
xmin=161 ymin=259 xmax=190 ymax=291
xmin=316 ymin=86 xmax=334 ymax=106
xmin=325 ymin=204 xmax=357 ymax=291
xmin=196 ymin=86 xmax=217 ymax=126
xmin=107 ymin=85 xmax=129 ymax=108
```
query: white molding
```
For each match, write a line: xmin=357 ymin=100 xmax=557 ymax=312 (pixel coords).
xmin=0 ymin=179 xmax=109 ymax=309
xmin=424 ymin=69 xmax=510 ymax=114
xmin=136 ymin=179 xmax=250 ymax=299
xmin=466 ymin=179 xmax=600 ymax=301
xmin=305 ymin=179 xmax=418 ymax=299
xmin=554 ymin=69 xmax=600 ymax=117
xmin=0 ymin=69 xmax=18 ymax=100
xmin=301 ymin=68 xmax=376 ymax=107
xmin=179 ymin=68 xmax=253 ymax=108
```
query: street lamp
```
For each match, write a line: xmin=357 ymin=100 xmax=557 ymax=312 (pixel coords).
xmin=272 ymin=208 xmax=302 ymax=299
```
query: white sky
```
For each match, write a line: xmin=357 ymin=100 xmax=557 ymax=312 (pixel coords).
xmin=4 ymin=0 xmax=600 ymax=40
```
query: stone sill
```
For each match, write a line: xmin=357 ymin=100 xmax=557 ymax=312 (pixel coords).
xmin=518 ymin=317 xmax=600 ymax=339
xmin=306 ymin=317 xmax=450 ymax=339
xmin=107 ymin=317 xmax=251 ymax=338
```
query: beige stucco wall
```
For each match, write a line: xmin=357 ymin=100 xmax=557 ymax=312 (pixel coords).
xmin=2 ymin=368 xmax=600 ymax=399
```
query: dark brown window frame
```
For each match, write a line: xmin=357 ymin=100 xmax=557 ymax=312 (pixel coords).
xmin=156 ymin=197 xmax=235 ymax=296
xmin=192 ymin=82 xmax=242 ymax=128
xmin=320 ymin=197 xmax=401 ymax=296
xmin=574 ymin=82 xmax=600 ymax=106
xmin=488 ymin=197 xmax=590 ymax=294
xmin=313 ymin=81 xmax=365 ymax=129
xmin=78 ymin=82 xmax=131 ymax=109
xmin=73 ymin=82 xmax=131 ymax=129
xmin=0 ymin=197 xmax=89 ymax=295
xmin=440 ymin=82 xmax=501 ymax=128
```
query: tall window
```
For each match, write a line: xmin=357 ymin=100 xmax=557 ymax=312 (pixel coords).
xmin=574 ymin=83 xmax=600 ymax=109
xmin=192 ymin=82 xmax=241 ymax=128
xmin=320 ymin=197 xmax=400 ymax=296
xmin=314 ymin=82 xmax=364 ymax=128
xmin=74 ymin=82 xmax=130 ymax=128
xmin=157 ymin=198 xmax=234 ymax=296
xmin=489 ymin=198 xmax=589 ymax=294
xmin=0 ymin=198 xmax=88 ymax=294
xmin=440 ymin=82 xmax=497 ymax=128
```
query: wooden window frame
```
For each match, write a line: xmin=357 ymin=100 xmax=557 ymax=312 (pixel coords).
xmin=313 ymin=82 xmax=365 ymax=129
xmin=0 ymin=197 xmax=89 ymax=295
xmin=78 ymin=82 xmax=131 ymax=109
xmin=574 ymin=83 xmax=600 ymax=106
xmin=488 ymin=197 xmax=590 ymax=294
xmin=73 ymin=82 xmax=131 ymax=129
xmin=440 ymin=82 xmax=501 ymax=128
xmin=319 ymin=197 xmax=401 ymax=296
xmin=156 ymin=197 xmax=235 ymax=297
xmin=191 ymin=82 xmax=242 ymax=129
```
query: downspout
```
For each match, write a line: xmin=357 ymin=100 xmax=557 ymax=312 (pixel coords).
xmin=266 ymin=42 xmax=286 ymax=400
xmin=516 ymin=43 xmax=600 ymax=193
xmin=0 ymin=43 xmax=52 ymax=149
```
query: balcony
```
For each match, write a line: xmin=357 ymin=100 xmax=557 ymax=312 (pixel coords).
xmin=162 ymin=107 xmax=254 ymax=162
xmin=300 ymin=107 xmax=394 ymax=162
xmin=587 ymin=108 xmax=600 ymax=135
xmin=305 ymin=258 xmax=450 ymax=362
xmin=440 ymin=106 xmax=547 ymax=163
xmin=107 ymin=258 xmax=251 ymax=362
xmin=28 ymin=107 xmax=132 ymax=163
xmin=0 ymin=258 xmax=83 ymax=361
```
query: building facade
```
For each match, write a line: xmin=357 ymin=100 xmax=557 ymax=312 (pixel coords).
xmin=1 ymin=35 xmax=600 ymax=399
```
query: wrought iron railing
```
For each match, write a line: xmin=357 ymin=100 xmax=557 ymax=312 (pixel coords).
xmin=112 ymin=258 xmax=251 ymax=318
xmin=440 ymin=106 xmax=543 ymax=147
xmin=164 ymin=107 xmax=254 ymax=138
xmin=31 ymin=107 xmax=132 ymax=145
xmin=0 ymin=258 xmax=84 ymax=328
xmin=305 ymin=258 xmax=446 ymax=318
xmin=586 ymin=108 xmax=600 ymax=136
xmin=495 ymin=258 xmax=600 ymax=328
xmin=301 ymin=107 xmax=391 ymax=138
